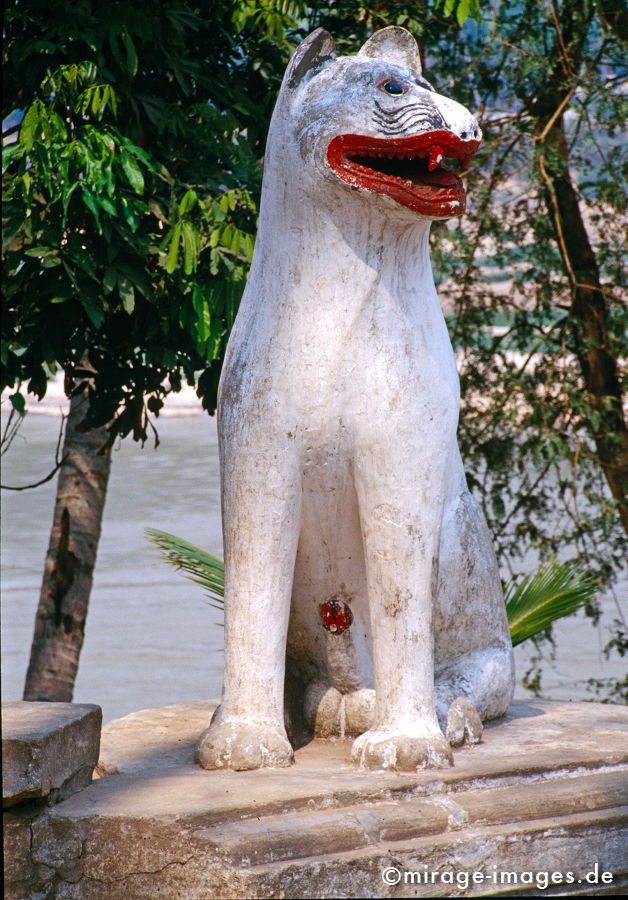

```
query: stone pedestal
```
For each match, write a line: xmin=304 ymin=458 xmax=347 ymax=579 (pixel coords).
xmin=3 ymin=701 xmax=102 ymax=900
xmin=4 ymin=699 xmax=627 ymax=898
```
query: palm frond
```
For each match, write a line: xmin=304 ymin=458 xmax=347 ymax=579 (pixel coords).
xmin=147 ymin=529 xmax=597 ymax=648
xmin=504 ymin=561 xmax=597 ymax=647
xmin=145 ymin=528 xmax=225 ymax=610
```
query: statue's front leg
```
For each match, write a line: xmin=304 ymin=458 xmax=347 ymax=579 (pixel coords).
xmin=350 ymin=439 xmax=453 ymax=771
xmin=195 ymin=437 xmax=300 ymax=771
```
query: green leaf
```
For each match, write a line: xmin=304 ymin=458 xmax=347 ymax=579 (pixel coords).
xmin=145 ymin=529 xmax=225 ymax=609
xmin=118 ymin=277 xmax=135 ymax=313
xmin=102 ymin=84 xmax=118 ymax=117
xmin=24 ymin=246 xmax=58 ymax=257
xmin=103 ymin=267 xmax=117 ymax=294
xmin=81 ymin=185 xmax=101 ymax=229
xmin=182 ymin=221 xmax=197 ymax=274
xmin=121 ymin=154 xmax=145 ymax=194
xmin=230 ymin=227 xmax=242 ymax=253
xmin=98 ymin=195 xmax=117 ymax=216
xmin=178 ymin=188 xmax=198 ymax=216
xmin=165 ymin=222 xmax=182 ymax=273
xmin=221 ymin=224 xmax=233 ymax=249
xmin=62 ymin=182 xmax=79 ymax=222
xmin=119 ymin=196 xmax=140 ymax=232
xmin=2 ymin=142 xmax=23 ymax=174
xmin=108 ymin=25 xmax=123 ymax=68
xmin=20 ymin=102 xmax=42 ymax=151
xmin=243 ymin=233 xmax=254 ymax=262
xmin=122 ymin=28 xmax=138 ymax=76
xmin=456 ymin=0 xmax=471 ymax=26
xmin=73 ymin=249 xmax=99 ymax=281
xmin=90 ymin=85 xmax=102 ymax=116
xmin=505 ymin=562 xmax=597 ymax=647
xmin=79 ymin=293 xmax=106 ymax=328
xmin=212 ymin=202 xmax=226 ymax=223
xmin=10 ymin=393 xmax=26 ymax=416
xmin=192 ymin=285 xmax=211 ymax=343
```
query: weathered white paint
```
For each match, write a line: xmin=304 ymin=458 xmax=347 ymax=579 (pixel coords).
xmin=196 ymin=27 xmax=515 ymax=772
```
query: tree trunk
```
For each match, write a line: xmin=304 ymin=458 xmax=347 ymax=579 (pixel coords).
xmin=540 ymin=117 xmax=628 ymax=534
xmin=23 ymin=390 xmax=112 ymax=701
xmin=530 ymin=0 xmax=628 ymax=536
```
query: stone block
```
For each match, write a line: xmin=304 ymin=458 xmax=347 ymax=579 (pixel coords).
xmin=2 ymin=701 xmax=102 ymax=807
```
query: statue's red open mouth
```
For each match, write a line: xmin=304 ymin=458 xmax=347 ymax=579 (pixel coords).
xmin=327 ymin=131 xmax=480 ymax=217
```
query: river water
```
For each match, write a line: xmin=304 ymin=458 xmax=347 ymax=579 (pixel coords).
xmin=1 ymin=386 xmax=625 ymax=723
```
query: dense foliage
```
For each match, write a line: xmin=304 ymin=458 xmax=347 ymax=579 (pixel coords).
xmin=424 ymin=0 xmax=628 ymax=697
xmin=425 ymin=0 xmax=628 ymax=696
xmin=2 ymin=0 xmax=282 ymax=439
xmin=428 ymin=0 xmax=627 ymax=561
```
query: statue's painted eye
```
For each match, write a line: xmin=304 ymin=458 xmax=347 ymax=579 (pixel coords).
xmin=378 ymin=79 xmax=407 ymax=96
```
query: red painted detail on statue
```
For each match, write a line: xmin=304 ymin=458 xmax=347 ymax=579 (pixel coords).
xmin=326 ymin=131 xmax=480 ymax=217
xmin=320 ymin=598 xmax=354 ymax=634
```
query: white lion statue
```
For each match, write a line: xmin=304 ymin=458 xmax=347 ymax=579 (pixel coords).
xmin=196 ymin=26 xmax=514 ymax=772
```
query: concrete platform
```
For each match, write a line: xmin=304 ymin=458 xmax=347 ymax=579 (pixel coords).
xmin=5 ymin=699 xmax=628 ymax=898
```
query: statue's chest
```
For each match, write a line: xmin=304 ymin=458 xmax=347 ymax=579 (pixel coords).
xmin=289 ymin=285 xmax=455 ymax=377
xmin=283 ymin=299 xmax=459 ymax=428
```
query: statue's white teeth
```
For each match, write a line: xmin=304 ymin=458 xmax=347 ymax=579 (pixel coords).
xmin=428 ymin=150 xmax=443 ymax=171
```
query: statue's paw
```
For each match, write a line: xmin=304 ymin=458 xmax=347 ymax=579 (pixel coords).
xmin=351 ymin=727 xmax=453 ymax=771
xmin=344 ymin=688 xmax=376 ymax=736
xmin=446 ymin=697 xmax=483 ymax=747
xmin=195 ymin=717 xmax=294 ymax=771
xmin=305 ymin=683 xmax=343 ymax=737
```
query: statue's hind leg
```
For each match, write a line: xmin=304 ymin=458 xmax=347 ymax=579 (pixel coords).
xmin=434 ymin=465 xmax=515 ymax=745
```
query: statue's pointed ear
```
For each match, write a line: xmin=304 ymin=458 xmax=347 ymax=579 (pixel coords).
xmin=285 ymin=28 xmax=336 ymax=90
xmin=358 ymin=26 xmax=422 ymax=75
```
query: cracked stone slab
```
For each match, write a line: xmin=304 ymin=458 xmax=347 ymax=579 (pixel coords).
xmin=2 ymin=701 xmax=102 ymax=806
xmin=5 ymin=700 xmax=628 ymax=899
xmin=91 ymin=699 xmax=628 ymax=823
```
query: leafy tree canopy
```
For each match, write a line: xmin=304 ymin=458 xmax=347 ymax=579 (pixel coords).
xmin=2 ymin=0 xmax=291 ymax=440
